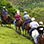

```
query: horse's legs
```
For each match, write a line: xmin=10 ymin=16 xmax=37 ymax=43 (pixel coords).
xmin=1 ymin=22 xmax=3 ymax=26
xmin=19 ymin=27 xmax=21 ymax=34
xmin=25 ymin=30 xmax=26 ymax=35
xmin=16 ymin=27 xmax=17 ymax=31
xmin=28 ymin=30 xmax=29 ymax=34
xmin=23 ymin=31 xmax=24 ymax=35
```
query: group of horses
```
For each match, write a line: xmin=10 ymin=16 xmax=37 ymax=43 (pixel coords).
xmin=0 ymin=13 xmax=44 ymax=44
xmin=15 ymin=19 xmax=44 ymax=44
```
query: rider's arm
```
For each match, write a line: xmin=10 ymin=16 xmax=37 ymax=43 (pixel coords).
xmin=28 ymin=15 xmax=31 ymax=20
xmin=36 ymin=22 xmax=39 ymax=26
xmin=29 ymin=17 xmax=31 ymax=20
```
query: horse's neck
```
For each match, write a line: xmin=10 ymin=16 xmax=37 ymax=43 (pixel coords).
xmin=39 ymin=34 xmax=44 ymax=38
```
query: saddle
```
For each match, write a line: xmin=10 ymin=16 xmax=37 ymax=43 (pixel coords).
xmin=3 ymin=14 xmax=10 ymax=20
xmin=16 ymin=19 xmax=22 ymax=26
xmin=25 ymin=23 xmax=30 ymax=30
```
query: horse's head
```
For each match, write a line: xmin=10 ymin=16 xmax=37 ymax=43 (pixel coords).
xmin=38 ymin=34 xmax=44 ymax=44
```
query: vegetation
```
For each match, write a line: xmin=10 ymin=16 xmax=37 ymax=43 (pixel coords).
xmin=5 ymin=0 xmax=44 ymax=23
xmin=7 ymin=0 xmax=44 ymax=9
xmin=21 ymin=8 xmax=44 ymax=23
xmin=0 ymin=0 xmax=44 ymax=23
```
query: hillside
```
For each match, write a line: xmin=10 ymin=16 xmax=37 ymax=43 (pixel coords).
xmin=0 ymin=25 xmax=33 ymax=44
xmin=6 ymin=0 xmax=44 ymax=9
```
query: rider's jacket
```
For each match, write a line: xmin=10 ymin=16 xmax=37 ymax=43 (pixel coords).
xmin=37 ymin=26 xmax=44 ymax=34
xmin=15 ymin=14 xmax=21 ymax=20
xmin=23 ymin=14 xmax=30 ymax=20
xmin=1 ymin=9 xmax=8 ymax=16
xmin=30 ymin=21 xmax=39 ymax=29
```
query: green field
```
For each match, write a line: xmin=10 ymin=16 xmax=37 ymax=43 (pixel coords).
xmin=0 ymin=24 xmax=33 ymax=44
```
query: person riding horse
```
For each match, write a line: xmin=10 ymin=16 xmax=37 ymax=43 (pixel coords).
xmin=14 ymin=10 xmax=21 ymax=27
xmin=29 ymin=17 xmax=39 ymax=44
xmin=37 ymin=21 xmax=44 ymax=44
xmin=1 ymin=6 xmax=8 ymax=22
xmin=37 ymin=21 xmax=44 ymax=35
xmin=22 ymin=11 xmax=31 ymax=31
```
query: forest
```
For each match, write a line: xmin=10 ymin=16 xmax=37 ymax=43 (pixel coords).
xmin=0 ymin=0 xmax=44 ymax=23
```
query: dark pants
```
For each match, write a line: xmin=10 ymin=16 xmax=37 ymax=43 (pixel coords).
xmin=22 ymin=19 xmax=30 ymax=31
xmin=1 ymin=15 xmax=3 ymax=21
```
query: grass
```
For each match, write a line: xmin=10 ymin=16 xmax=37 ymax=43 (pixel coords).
xmin=0 ymin=24 xmax=33 ymax=44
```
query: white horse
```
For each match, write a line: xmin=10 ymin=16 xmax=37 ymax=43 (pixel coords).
xmin=32 ymin=29 xmax=39 ymax=43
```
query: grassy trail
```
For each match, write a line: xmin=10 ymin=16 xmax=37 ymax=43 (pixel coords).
xmin=0 ymin=24 xmax=33 ymax=44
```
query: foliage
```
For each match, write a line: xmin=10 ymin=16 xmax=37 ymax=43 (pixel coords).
xmin=7 ymin=0 xmax=44 ymax=9
xmin=22 ymin=8 xmax=44 ymax=23
xmin=0 ymin=0 xmax=44 ymax=23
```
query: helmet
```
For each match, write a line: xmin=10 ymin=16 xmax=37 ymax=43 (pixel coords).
xmin=31 ymin=17 xmax=35 ymax=21
xmin=3 ymin=6 xmax=5 ymax=8
xmin=17 ymin=10 xmax=20 ymax=14
xmin=39 ymin=21 xmax=43 ymax=25
xmin=24 ymin=11 xmax=27 ymax=15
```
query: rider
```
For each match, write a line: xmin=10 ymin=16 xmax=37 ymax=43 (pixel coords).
xmin=29 ymin=17 xmax=39 ymax=37
xmin=37 ymin=21 xmax=44 ymax=34
xmin=22 ymin=11 xmax=31 ymax=31
xmin=29 ymin=17 xmax=39 ymax=44
xmin=14 ymin=10 xmax=21 ymax=27
xmin=34 ymin=21 xmax=44 ymax=44
xmin=1 ymin=6 xmax=8 ymax=21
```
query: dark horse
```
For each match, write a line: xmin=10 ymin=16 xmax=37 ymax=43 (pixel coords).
xmin=1 ymin=14 xmax=13 ymax=26
xmin=15 ymin=19 xmax=22 ymax=34
xmin=37 ymin=34 xmax=44 ymax=44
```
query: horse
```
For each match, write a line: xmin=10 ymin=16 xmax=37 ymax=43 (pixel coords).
xmin=24 ymin=23 xmax=30 ymax=35
xmin=22 ymin=19 xmax=31 ymax=35
xmin=1 ymin=14 xmax=13 ymax=27
xmin=15 ymin=19 xmax=23 ymax=34
xmin=31 ymin=29 xmax=39 ymax=44
xmin=32 ymin=29 xmax=44 ymax=44
xmin=37 ymin=34 xmax=44 ymax=44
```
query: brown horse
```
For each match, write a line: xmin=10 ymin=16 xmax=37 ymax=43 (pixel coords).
xmin=22 ymin=19 xmax=31 ymax=35
xmin=15 ymin=19 xmax=23 ymax=33
xmin=1 ymin=14 xmax=13 ymax=26
xmin=24 ymin=23 xmax=30 ymax=35
xmin=37 ymin=34 xmax=44 ymax=44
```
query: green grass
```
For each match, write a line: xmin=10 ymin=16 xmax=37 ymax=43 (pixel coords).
xmin=0 ymin=24 xmax=33 ymax=44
